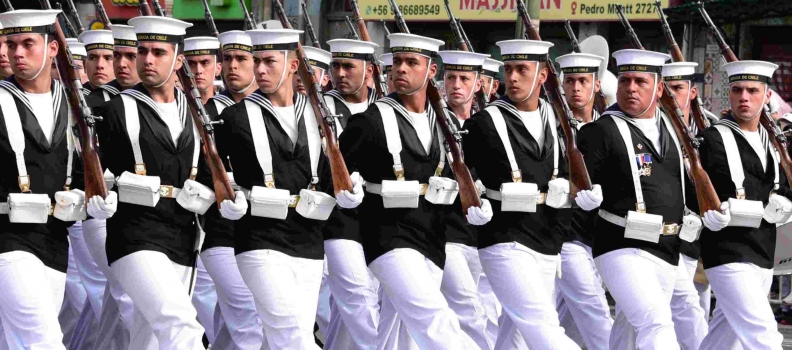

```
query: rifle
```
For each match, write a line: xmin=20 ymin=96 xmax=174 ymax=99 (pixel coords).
xmin=615 ymin=4 xmax=721 ymax=215
xmin=349 ymin=0 xmax=389 ymax=98
xmin=345 ymin=16 xmax=360 ymax=40
xmin=65 ymin=0 xmax=85 ymax=35
xmin=458 ymin=20 xmax=474 ymax=51
xmin=94 ymin=0 xmax=113 ymax=28
xmin=380 ymin=20 xmax=390 ymax=36
xmin=300 ymin=2 xmax=321 ymax=48
xmin=698 ymin=1 xmax=792 ymax=184
xmin=272 ymin=0 xmax=354 ymax=194
xmin=443 ymin=0 xmax=487 ymax=111
xmin=40 ymin=0 xmax=109 ymax=201
xmin=1 ymin=0 xmax=11 ymax=11
xmin=199 ymin=0 xmax=220 ymax=38
xmin=151 ymin=0 xmax=167 ymax=16
xmin=516 ymin=0 xmax=592 ymax=199
xmin=564 ymin=19 xmax=608 ymax=115
xmin=239 ymin=0 xmax=257 ymax=30
xmin=654 ymin=0 xmax=710 ymax=132
xmin=55 ymin=3 xmax=79 ymax=38
xmin=386 ymin=0 xmax=482 ymax=215
xmin=139 ymin=0 xmax=154 ymax=16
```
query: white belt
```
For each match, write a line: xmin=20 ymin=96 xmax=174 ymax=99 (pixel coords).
xmin=598 ymin=209 xmax=680 ymax=236
xmin=158 ymin=185 xmax=181 ymax=199
xmin=0 ymin=203 xmax=8 ymax=214
xmin=240 ymin=187 xmax=301 ymax=208
xmin=365 ymin=182 xmax=429 ymax=196
xmin=485 ymin=188 xmax=547 ymax=204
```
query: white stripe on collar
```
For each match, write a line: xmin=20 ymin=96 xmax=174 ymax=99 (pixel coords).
xmin=121 ymin=88 xmax=189 ymax=128
xmin=244 ymin=91 xmax=308 ymax=124
xmin=0 ymin=80 xmax=64 ymax=125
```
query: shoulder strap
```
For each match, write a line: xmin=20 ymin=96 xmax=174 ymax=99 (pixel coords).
xmin=0 ymin=87 xmax=30 ymax=192
xmin=375 ymin=101 xmax=405 ymax=180
xmin=304 ymin=103 xmax=321 ymax=186
xmin=542 ymin=100 xmax=559 ymax=178
xmin=213 ymin=99 xmax=228 ymax=115
xmin=612 ymin=116 xmax=646 ymax=211
xmin=245 ymin=100 xmax=275 ymax=187
xmin=102 ymin=90 xmax=110 ymax=102
xmin=485 ymin=105 xmax=522 ymax=182
xmin=323 ymin=95 xmax=343 ymax=135
xmin=65 ymin=107 xmax=75 ymax=189
xmin=190 ymin=122 xmax=200 ymax=180
xmin=660 ymin=113 xmax=685 ymax=204
xmin=715 ymin=125 xmax=748 ymax=198
xmin=121 ymin=94 xmax=146 ymax=175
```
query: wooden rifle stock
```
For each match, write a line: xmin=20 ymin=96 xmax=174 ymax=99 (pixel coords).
xmin=389 ymin=0 xmax=481 ymax=214
xmin=349 ymin=0 xmax=389 ymax=99
xmin=46 ymin=3 xmax=109 ymax=201
xmin=617 ymin=5 xmax=721 ymax=215
xmin=517 ymin=0 xmax=593 ymax=198
xmin=273 ymin=0 xmax=353 ymax=194
xmin=564 ymin=19 xmax=608 ymax=115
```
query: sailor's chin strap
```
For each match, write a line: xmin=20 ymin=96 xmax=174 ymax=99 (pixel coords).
xmin=151 ymin=43 xmax=179 ymax=89
xmin=402 ymin=58 xmax=432 ymax=96
xmin=444 ymin=71 xmax=479 ymax=105
xmin=232 ymin=78 xmax=256 ymax=94
xmin=20 ymin=34 xmax=49 ymax=81
xmin=633 ymin=73 xmax=659 ymax=118
xmin=569 ymin=73 xmax=597 ymax=111
xmin=261 ymin=50 xmax=289 ymax=94
xmin=350 ymin=61 xmax=367 ymax=95
xmin=515 ymin=61 xmax=540 ymax=103
xmin=485 ymin=76 xmax=494 ymax=99
xmin=729 ymin=81 xmax=769 ymax=121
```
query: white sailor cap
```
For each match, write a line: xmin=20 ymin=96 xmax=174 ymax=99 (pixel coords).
xmin=246 ymin=29 xmax=303 ymax=52
xmin=127 ymin=16 xmax=193 ymax=44
xmin=0 ymin=10 xmax=60 ymax=37
xmin=110 ymin=24 xmax=137 ymax=48
xmin=496 ymin=39 xmax=553 ymax=62
xmin=66 ymin=38 xmax=87 ymax=61
xmin=481 ymin=58 xmax=503 ymax=77
xmin=79 ymin=30 xmax=114 ymax=52
xmin=438 ymin=50 xmax=489 ymax=73
xmin=388 ymin=33 xmax=443 ymax=59
xmin=612 ymin=49 xmax=670 ymax=75
xmin=381 ymin=53 xmax=393 ymax=73
xmin=184 ymin=36 xmax=219 ymax=57
xmin=662 ymin=62 xmax=697 ymax=82
xmin=327 ymin=39 xmax=378 ymax=61
xmin=723 ymin=60 xmax=778 ymax=84
xmin=555 ymin=53 xmax=603 ymax=75
xmin=303 ymin=46 xmax=331 ymax=71
xmin=219 ymin=30 xmax=252 ymax=53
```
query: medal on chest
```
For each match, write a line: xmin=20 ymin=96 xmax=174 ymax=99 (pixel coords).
xmin=636 ymin=153 xmax=653 ymax=177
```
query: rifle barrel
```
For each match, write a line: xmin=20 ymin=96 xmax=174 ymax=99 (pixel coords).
xmin=239 ymin=0 xmax=257 ymax=30
xmin=380 ymin=20 xmax=390 ymax=36
xmin=199 ymin=0 xmax=220 ymax=38
xmin=66 ymin=0 xmax=85 ymax=34
xmin=301 ymin=2 xmax=322 ymax=48
xmin=564 ymin=20 xmax=581 ymax=53
xmin=349 ymin=0 xmax=388 ymax=98
xmin=345 ymin=16 xmax=360 ymax=40
xmin=94 ymin=0 xmax=112 ymax=28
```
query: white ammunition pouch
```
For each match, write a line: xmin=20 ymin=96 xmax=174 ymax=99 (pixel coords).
xmin=679 ymin=212 xmax=703 ymax=243
xmin=715 ymin=125 xmax=776 ymax=228
xmin=8 ymin=193 xmax=51 ymax=224
xmin=117 ymin=171 xmax=161 ymax=207
xmin=248 ymin=186 xmax=291 ymax=220
xmin=372 ymin=102 xmax=446 ymax=209
xmin=53 ymin=189 xmax=87 ymax=222
xmin=611 ymin=113 xmax=684 ymax=242
xmin=104 ymin=169 xmax=116 ymax=190
xmin=546 ymin=178 xmax=571 ymax=209
xmin=484 ymin=105 xmax=558 ymax=212
xmin=296 ymin=189 xmax=336 ymax=221
xmin=764 ymin=194 xmax=792 ymax=224
xmin=425 ymin=176 xmax=459 ymax=205
xmin=176 ymin=180 xmax=216 ymax=215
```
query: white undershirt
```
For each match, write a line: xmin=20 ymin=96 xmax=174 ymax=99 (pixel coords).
xmin=272 ymin=105 xmax=299 ymax=146
xmin=408 ymin=111 xmax=432 ymax=153
xmin=25 ymin=92 xmax=54 ymax=144
xmin=518 ymin=109 xmax=544 ymax=147
xmin=347 ymin=101 xmax=368 ymax=116
xmin=154 ymin=101 xmax=182 ymax=144
xmin=743 ymin=130 xmax=767 ymax=169
xmin=634 ymin=116 xmax=661 ymax=152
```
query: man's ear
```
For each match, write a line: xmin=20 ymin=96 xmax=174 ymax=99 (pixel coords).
xmin=321 ymin=72 xmax=329 ymax=87
xmin=48 ymin=39 xmax=59 ymax=59
xmin=366 ymin=61 xmax=373 ymax=79
xmin=428 ymin=59 xmax=437 ymax=79
xmin=594 ymin=79 xmax=601 ymax=93
xmin=656 ymin=78 xmax=664 ymax=98
xmin=474 ymin=74 xmax=482 ymax=93
xmin=290 ymin=56 xmax=299 ymax=74
xmin=691 ymin=84 xmax=699 ymax=100
xmin=215 ymin=60 xmax=222 ymax=78
xmin=537 ymin=65 xmax=548 ymax=85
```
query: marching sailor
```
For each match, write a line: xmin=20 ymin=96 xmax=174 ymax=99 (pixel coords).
xmin=339 ymin=32 xmax=487 ymax=350
xmin=662 ymin=61 xmax=712 ymax=350
xmin=697 ymin=60 xmax=786 ymax=350
xmin=89 ymin=15 xmax=207 ymax=350
xmin=576 ymin=49 xmax=691 ymax=350
xmin=437 ymin=49 xmax=495 ymax=350
xmin=0 ymin=9 xmax=82 ymax=350
xmin=86 ymin=24 xmax=140 ymax=109
xmin=79 ymin=30 xmax=115 ymax=98
xmin=213 ymin=28 xmax=338 ymax=349
xmin=0 ymin=22 xmax=11 ymax=80
xmin=480 ymin=58 xmax=502 ymax=104
xmin=66 ymin=38 xmax=88 ymax=86
xmin=553 ymin=52 xmax=613 ymax=350
xmin=318 ymin=38 xmax=380 ymax=350
xmin=380 ymin=52 xmax=394 ymax=93
xmin=294 ymin=45 xmax=330 ymax=95
xmin=461 ymin=39 xmax=582 ymax=350
xmin=195 ymin=30 xmax=265 ymax=350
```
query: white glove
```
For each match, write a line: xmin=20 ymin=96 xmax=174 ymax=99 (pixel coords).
xmin=574 ymin=184 xmax=603 ymax=211
xmin=466 ymin=199 xmax=493 ymax=226
xmin=336 ymin=172 xmax=365 ymax=209
xmin=220 ymin=191 xmax=248 ymax=220
xmin=87 ymin=191 xmax=118 ymax=220
xmin=764 ymin=193 xmax=792 ymax=224
xmin=703 ymin=203 xmax=731 ymax=231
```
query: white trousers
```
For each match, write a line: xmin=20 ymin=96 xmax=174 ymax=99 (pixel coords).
xmin=441 ymin=243 xmax=493 ymax=350
xmin=316 ymin=261 xmax=331 ymax=342
xmin=192 ymin=256 xmax=219 ymax=344
xmin=111 ymin=250 xmax=205 ymax=350
xmin=699 ymin=263 xmax=783 ymax=350
xmin=237 ymin=249 xmax=323 ymax=350
xmin=479 ymin=242 xmax=579 ymax=350
xmin=324 ymin=239 xmax=379 ymax=350
xmin=682 ymin=255 xmax=712 ymax=319
xmin=69 ymin=219 xmax=110 ymax=350
xmin=370 ymin=248 xmax=472 ymax=350
xmin=596 ymin=248 xmax=679 ymax=350
xmin=60 ymin=224 xmax=88 ymax=345
xmin=478 ymin=270 xmax=501 ymax=342
xmin=200 ymin=247 xmax=265 ymax=350
xmin=554 ymin=242 xmax=612 ymax=350
xmin=0 ymin=251 xmax=67 ymax=350
xmin=671 ymin=254 xmax=708 ymax=350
